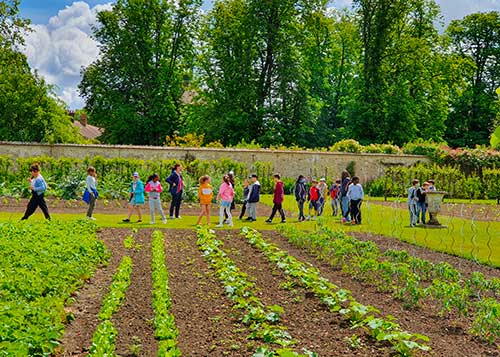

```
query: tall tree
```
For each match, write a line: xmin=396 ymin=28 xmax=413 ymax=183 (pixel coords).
xmin=0 ymin=0 xmax=81 ymax=143
xmin=445 ymin=12 xmax=500 ymax=147
xmin=79 ymin=0 xmax=201 ymax=145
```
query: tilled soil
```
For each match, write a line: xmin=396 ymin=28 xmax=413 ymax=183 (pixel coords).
xmin=217 ymin=231 xmax=390 ymax=356
xmin=255 ymin=230 xmax=500 ymax=357
xmin=59 ymin=226 xmax=499 ymax=356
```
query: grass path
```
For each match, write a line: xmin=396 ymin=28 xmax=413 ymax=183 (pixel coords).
xmin=1 ymin=195 xmax=498 ymax=267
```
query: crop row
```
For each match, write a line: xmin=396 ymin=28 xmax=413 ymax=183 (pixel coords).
xmin=151 ymin=230 xmax=181 ymax=356
xmin=240 ymin=227 xmax=430 ymax=356
xmin=196 ymin=226 xmax=317 ymax=356
xmin=278 ymin=222 xmax=500 ymax=344
xmin=88 ymin=255 xmax=133 ymax=355
xmin=0 ymin=220 xmax=108 ymax=356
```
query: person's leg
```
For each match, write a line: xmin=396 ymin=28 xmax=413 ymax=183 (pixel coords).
xmin=21 ymin=193 xmax=39 ymax=220
xmin=298 ymin=200 xmax=304 ymax=220
xmin=149 ymin=200 xmax=155 ymax=223
xmin=247 ymin=202 xmax=256 ymax=220
xmin=267 ymin=204 xmax=278 ymax=222
xmin=136 ymin=205 xmax=142 ymax=221
xmin=196 ymin=205 xmax=203 ymax=225
xmin=169 ymin=196 xmax=175 ymax=218
xmin=352 ymin=199 xmax=361 ymax=224
xmin=278 ymin=203 xmax=286 ymax=222
xmin=155 ymin=199 xmax=166 ymax=222
xmin=175 ymin=192 xmax=182 ymax=218
xmin=225 ymin=206 xmax=233 ymax=226
xmin=358 ymin=200 xmax=362 ymax=224
xmin=87 ymin=193 xmax=96 ymax=218
xmin=37 ymin=194 xmax=51 ymax=220
xmin=206 ymin=204 xmax=211 ymax=225
xmin=218 ymin=205 xmax=225 ymax=226
xmin=239 ymin=202 xmax=247 ymax=219
xmin=350 ymin=200 xmax=357 ymax=223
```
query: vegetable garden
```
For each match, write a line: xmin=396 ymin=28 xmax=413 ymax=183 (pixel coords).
xmin=1 ymin=212 xmax=498 ymax=356
xmin=0 ymin=152 xmax=499 ymax=356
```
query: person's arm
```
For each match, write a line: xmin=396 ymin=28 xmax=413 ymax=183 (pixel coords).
xmin=145 ymin=182 xmax=152 ymax=193
xmin=360 ymin=185 xmax=364 ymax=200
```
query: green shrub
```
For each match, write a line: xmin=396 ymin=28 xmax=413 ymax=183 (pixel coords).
xmin=329 ymin=139 xmax=363 ymax=153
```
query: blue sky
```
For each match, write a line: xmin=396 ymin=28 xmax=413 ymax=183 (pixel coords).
xmin=18 ymin=1 xmax=500 ymax=109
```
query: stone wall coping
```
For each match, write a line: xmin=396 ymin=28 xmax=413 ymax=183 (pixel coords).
xmin=0 ymin=141 xmax=427 ymax=159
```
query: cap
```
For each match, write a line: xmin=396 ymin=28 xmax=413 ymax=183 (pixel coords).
xmin=228 ymin=170 xmax=234 ymax=175
xmin=320 ymin=177 xmax=326 ymax=181
xmin=133 ymin=172 xmax=139 ymax=177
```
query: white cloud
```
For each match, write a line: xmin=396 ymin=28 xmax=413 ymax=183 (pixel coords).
xmin=435 ymin=0 xmax=500 ymax=24
xmin=23 ymin=1 xmax=112 ymax=109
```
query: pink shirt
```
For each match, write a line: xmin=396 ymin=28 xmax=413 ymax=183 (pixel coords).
xmin=217 ymin=182 xmax=234 ymax=202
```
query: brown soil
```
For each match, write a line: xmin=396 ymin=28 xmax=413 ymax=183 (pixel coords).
xmin=255 ymin=230 xmax=500 ymax=356
xmin=58 ymin=226 xmax=499 ymax=356
xmin=371 ymin=200 xmax=499 ymax=222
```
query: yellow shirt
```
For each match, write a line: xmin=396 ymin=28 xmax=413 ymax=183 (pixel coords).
xmin=198 ymin=183 xmax=213 ymax=204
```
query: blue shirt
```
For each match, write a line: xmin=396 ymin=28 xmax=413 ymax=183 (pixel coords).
xmin=32 ymin=175 xmax=47 ymax=196
xmin=347 ymin=183 xmax=364 ymax=201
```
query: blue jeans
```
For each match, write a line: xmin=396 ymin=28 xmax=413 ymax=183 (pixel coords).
xmin=341 ymin=196 xmax=350 ymax=221
xmin=417 ymin=202 xmax=426 ymax=224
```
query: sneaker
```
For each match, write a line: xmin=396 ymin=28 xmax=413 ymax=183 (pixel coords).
xmin=341 ymin=217 xmax=346 ymax=223
xmin=87 ymin=216 xmax=96 ymax=220
xmin=122 ymin=218 xmax=130 ymax=222
xmin=150 ymin=221 xmax=155 ymax=224
xmin=281 ymin=220 xmax=286 ymax=223
xmin=177 ymin=216 xmax=182 ymax=219
xmin=245 ymin=217 xmax=253 ymax=221
xmin=137 ymin=219 xmax=142 ymax=223
xmin=265 ymin=219 xmax=272 ymax=223
xmin=351 ymin=220 xmax=356 ymax=225
xmin=216 ymin=224 xmax=223 ymax=227
xmin=169 ymin=216 xmax=175 ymax=219
xmin=162 ymin=219 xmax=167 ymax=224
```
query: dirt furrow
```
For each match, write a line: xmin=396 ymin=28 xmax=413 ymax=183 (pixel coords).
xmin=217 ymin=230 xmax=390 ymax=356
xmin=59 ymin=229 xmax=128 ymax=356
xmin=164 ymin=230 xmax=258 ymax=356
xmin=259 ymin=230 xmax=499 ymax=357
xmin=111 ymin=229 xmax=158 ymax=356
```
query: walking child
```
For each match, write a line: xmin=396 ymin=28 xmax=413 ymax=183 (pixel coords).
xmin=407 ymin=179 xmax=419 ymax=227
xmin=84 ymin=167 xmax=98 ymax=220
xmin=123 ymin=172 xmax=145 ymax=223
xmin=294 ymin=175 xmax=307 ymax=221
xmin=239 ymin=178 xmax=250 ymax=220
xmin=21 ymin=163 xmax=51 ymax=221
xmin=317 ymin=178 xmax=328 ymax=216
xmin=197 ymin=175 xmax=213 ymax=225
xmin=307 ymin=179 xmax=320 ymax=220
xmin=245 ymin=174 xmax=261 ymax=221
xmin=266 ymin=174 xmax=286 ymax=223
xmin=340 ymin=170 xmax=351 ymax=223
xmin=217 ymin=175 xmax=234 ymax=227
xmin=329 ymin=179 xmax=341 ymax=216
xmin=347 ymin=176 xmax=364 ymax=224
xmin=145 ymin=173 xmax=167 ymax=224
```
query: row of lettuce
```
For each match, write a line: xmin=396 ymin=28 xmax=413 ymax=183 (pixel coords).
xmin=0 ymin=154 xmax=499 ymax=201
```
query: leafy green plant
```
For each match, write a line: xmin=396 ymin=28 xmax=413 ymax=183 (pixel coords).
xmin=151 ymin=230 xmax=181 ymax=356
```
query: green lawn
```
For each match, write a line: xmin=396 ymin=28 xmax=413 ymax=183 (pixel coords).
xmin=2 ymin=195 xmax=498 ymax=267
xmin=260 ymin=194 xmax=500 ymax=267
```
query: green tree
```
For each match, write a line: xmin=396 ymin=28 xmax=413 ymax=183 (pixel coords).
xmin=0 ymin=0 xmax=81 ymax=143
xmin=80 ymin=0 xmax=201 ymax=145
xmin=445 ymin=12 xmax=500 ymax=147
xmin=349 ymin=0 xmax=452 ymax=145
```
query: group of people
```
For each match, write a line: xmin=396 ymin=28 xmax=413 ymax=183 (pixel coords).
xmin=293 ymin=170 xmax=364 ymax=225
xmin=20 ymin=163 xmax=365 ymax=226
xmin=407 ymin=179 xmax=436 ymax=227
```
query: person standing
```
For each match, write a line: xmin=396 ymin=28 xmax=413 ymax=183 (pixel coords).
xmin=428 ymin=179 xmax=436 ymax=191
xmin=347 ymin=176 xmax=364 ymax=225
xmin=294 ymin=175 xmax=307 ymax=222
xmin=123 ymin=172 xmax=145 ymax=222
xmin=407 ymin=179 xmax=419 ymax=227
xmin=217 ymin=175 xmax=235 ymax=227
xmin=307 ymin=179 xmax=320 ymax=220
xmin=226 ymin=170 xmax=236 ymax=221
xmin=245 ymin=174 xmax=260 ymax=222
xmin=239 ymin=178 xmax=250 ymax=220
xmin=317 ymin=178 xmax=328 ymax=216
xmin=329 ymin=179 xmax=341 ymax=216
xmin=340 ymin=170 xmax=351 ymax=223
xmin=166 ymin=163 xmax=183 ymax=219
xmin=266 ymin=174 xmax=286 ymax=223
xmin=197 ymin=175 xmax=213 ymax=225
xmin=85 ymin=167 xmax=98 ymax=220
xmin=416 ymin=181 xmax=429 ymax=224
xmin=145 ymin=173 xmax=167 ymax=224
xmin=21 ymin=163 xmax=51 ymax=220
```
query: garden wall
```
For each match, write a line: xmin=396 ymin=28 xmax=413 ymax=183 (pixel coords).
xmin=0 ymin=142 xmax=428 ymax=182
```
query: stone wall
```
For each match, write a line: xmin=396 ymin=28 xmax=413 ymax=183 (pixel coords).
xmin=0 ymin=141 xmax=428 ymax=182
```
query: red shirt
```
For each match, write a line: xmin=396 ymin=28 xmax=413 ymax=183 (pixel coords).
xmin=309 ymin=186 xmax=319 ymax=201
xmin=273 ymin=181 xmax=284 ymax=204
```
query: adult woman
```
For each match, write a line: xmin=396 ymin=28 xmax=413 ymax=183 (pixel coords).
xmin=166 ymin=163 xmax=184 ymax=219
